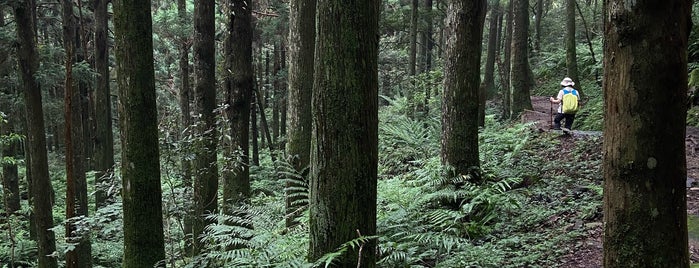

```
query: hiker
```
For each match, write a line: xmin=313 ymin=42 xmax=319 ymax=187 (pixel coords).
xmin=549 ymin=77 xmax=579 ymax=132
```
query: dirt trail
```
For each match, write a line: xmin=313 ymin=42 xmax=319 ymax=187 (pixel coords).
xmin=521 ymin=96 xmax=699 ymax=267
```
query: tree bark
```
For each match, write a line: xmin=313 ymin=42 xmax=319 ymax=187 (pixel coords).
xmin=114 ymin=0 xmax=166 ymax=266
xmin=534 ymin=0 xmax=543 ymax=52
xmin=0 ymin=9 xmax=19 ymax=214
xmin=309 ymin=0 xmax=380 ymax=265
xmin=501 ymin=0 xmax=513 ymax=119
xmin=480 ymin=0 xmax=499 ymax=127
xmin=191 ymin=0 xmax=218 ymax=255
xmin=566 ymin=0 xmax=579 ymax=94
xmin=509 ymin=0 xmax=532 ymax=117
xmin=286 ymin=0 xmax=315 ymax=228
xmin=442 ymin=0 xmax=486 ymax=179
xmin=93 ymin=0 xmax=114 ymax=210
xmin=13 ymin=0 xmax=59 ymax=266
xmin=63 ymin=0 xmax=92 ymax=266
xmin=223 ymin=0 xmax=253 ymax=210
xmin=422 ymin=0 xmax=433 ymax=73
xmin=409 ymin=0 xmax=418 ymax=77
xmin=177 ymin=0 xmax=192 ymax=189
xmin=602 ymin=1 xmax=691 ymax=267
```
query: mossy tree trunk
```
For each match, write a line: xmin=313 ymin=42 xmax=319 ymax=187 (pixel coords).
xmin=191 ymin=0 xmax=219 ymax=255
xmin=501 ymin=0 xmax=513 ymax=119
xmin=93 ymin=0 xmax=114 ymax=210
xmin=13 ymin=0 xmax=59 ymax=266
xmin=223 ymin=0 xmax=253 ymax=210
xmin=62 ymin=0 xmax=92 ymax=266
xmin=286 ymin=0 xmax=315 ymax=228
xmin=509 ymin=0 xmax=532 ymax=117
xmin=480 ymin=0 xmax=499 ymax=127
xmin=442 ymin=0 xmax=486 ymax=179
xmin=0 ymin=8 xmax=19 ymax=214
xmin=114 ymin=0 xmax=166 ymax=266
xmin=566 ymin=0 xmax=579 ymax=94
xmin=309 ymin=0 xmax=380 ymax=266
xmin=602 ymin=0 xmax=691 ymax=267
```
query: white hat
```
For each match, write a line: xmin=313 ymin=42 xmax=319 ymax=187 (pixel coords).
xmin=560 ymin=77 xmax=575 ymax=87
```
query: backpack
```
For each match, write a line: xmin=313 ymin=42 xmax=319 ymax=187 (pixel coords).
xmin=561 ymin=88 xmax=579 ymax=114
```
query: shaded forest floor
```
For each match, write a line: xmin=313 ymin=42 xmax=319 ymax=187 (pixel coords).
xmin=521 ymin=96 xmax=699 ymax=267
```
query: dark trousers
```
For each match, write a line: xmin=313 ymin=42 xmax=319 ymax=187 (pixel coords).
xmin=554 ymin=113 xmax=575 ymax=129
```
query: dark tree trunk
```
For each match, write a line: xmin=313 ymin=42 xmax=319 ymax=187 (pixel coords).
xmin=602 ymin=1 xmax=691 ymax=267
xmin=177 ymin=0 xmax=192 ymax=188
xmin=93 ymin=0 xmax=114 ymax=210
xmin=279 ymin=44 xmax=287 ymax=143
xmin=442 ymin=0 xmax=486 ymax=179
xmin=501 ymin=0 xmax=513 ymax=119
xmin=114 ymin=0 xmax=166 ymax=266
xmin=480 ymin=0 xmax=499 ymax=127
xmin=223 ymin=0 xmax=253 ymax=210
xmin=409 ymin=0 xmax=418 ymax=77
xmin=534 ymin=0 xmax=543 ymax=52
xmin=509 ymin=0 xmax=532 ymax=117
xmin=0 ymin=6 xmax=19 ymax=213
xmin=309 ymin=0 xmax=380 ymax=265
xmin=13 ymin=0 xmax=59 ymax=266
xmin=423 ymin=0 xmax=433 ymax=73
xmin=251 ymin=93 xmax=260 ymax=166
xmin=63 ymin=0 xmax=92 ymax=266
xmin=566 ymin=0 xmax=579 ymax=94
xmin=286 ymin=0 xmax=315 ymax=228
xmin=191 ymin=0 xmax=218 ymax=255
xmin=272 ymin=42 xmax=281 ymax=145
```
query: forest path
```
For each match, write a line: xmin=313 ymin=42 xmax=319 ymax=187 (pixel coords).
xmin=519 ymin=96 xmax=699 ymax=267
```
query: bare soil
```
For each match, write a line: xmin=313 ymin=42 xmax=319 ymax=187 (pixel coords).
xmin=521 ymin=96 xmax=699 ymax=267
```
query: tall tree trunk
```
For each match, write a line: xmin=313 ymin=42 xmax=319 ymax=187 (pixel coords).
xmin=423 ymin=0 xmax=433 ymax=73
xmin=272 ymin=42 xmax=281 ymax=146
xmin=509 ymin=0 xmax=532 ymax=117
xmin=63 ymin=0 xmax=92 ymax=266
xmin=309 ymin=0 xmax=380 ymax=265
xmin=251 ymin=93 xmax=260 ymax=166
xmin=480 ymin=0 xmax=499 ymax=127
xmin=93 ymin=0 xmax=114 ymax=210
xmin=114 ymin=0 xmax=166 ymax=266
xmin=13 ymin=0 xmax=59 ymax=267
xmin=566 ymin=0 xmax=579 ymax=94
xmin=279 ymin=44 xmax=287 ymax=143
xmin=0 ymin=8 xmax=19 ymax=214
xmin=191 ymin=0 xmax=218 ymax=255
xmin=177 ymin=0 xmax=191 ymax=189
xmin=534 ymin=0 xmax=543 ymax=52
xmin=602 ymin=1 xmax=691 ymax=267
xmin=223 ymin=0 xmax=253 ymax=210
xmin=286 ymin=0 xmax=315 ymax=228
xmin=442 ymin=0 xmax=486 ymax=179
xmin=501 ymin=0 xmax=513 ymax=119
xmin=409 ymin=0 xmax=418 ymax=77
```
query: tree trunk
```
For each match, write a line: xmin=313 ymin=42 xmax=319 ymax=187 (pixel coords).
xmin=63 ymin=0 xmax=92 ymax=266
xmin=286 ymin=0 xmax=315 ymax=228
xmin=309 ymin=0 xmax=380 ymax=265
xmin=251 ymin=93 xmax=260 ymax=166
xmin=509 ymin=0 xmax=532 ymax=117
xmin=13 ymin=0 xmax=59 ymax=266
xmin=114 ymin=0 xmax=166 ymax=266
xmin=409 ymin=0 xmax=418 ymax=77
xmin=280 ymin=44 xmax=287 ymax=143
xmin=501 ymin=0 xmax=513 ymax=119
xmin=423 ymin=0 xmax=433 ymax=73
xmin=223 ymin=0 xmax=253 ymax=210
xmin=0 ymin=7 xmax=19 ymax=214
xmin=602 ymin=1 xmax=691 ymax=267
xmin=272 ymin=42 xmax=281 ymax=146
xmin=566 ymin=0 xmax=579 ymax=93
xmin=534 ymin=0 xmax=543 ymax=52
xmin=442 ymin=0 xmax=486 ymax=179
xmin=1 ymin=113 xmax=20 ymax=214
xmin=191 ymin=0 xmax=218 ymax=255
xmin=480 ymin=0 xmax=499 ymax=127
xmin=177 ymin=0 xmax=192 ymax=189
xmin=93 ymin=0 xmax=114 ymax=211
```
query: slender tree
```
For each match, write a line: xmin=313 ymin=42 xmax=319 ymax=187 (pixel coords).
xmin=63 ymin=0 xmax=92 ymax=265
xmin=309 ymin=0 xmax=380 ymax=265
xmin=177 ymin=0 xmax=192 ymax=189
xmin=0 ymin=8 xmax=19 ymax=214
xmin=13 ymin=0 xmax=58 ymax=266
xmin=442 ymin=0 xmax=486 ymax=178
xmin=191 ymin=0 xmax=218 ymax=254
xmin=566 ymin=0 xmax=579 ymax=94
xmin=534 ymin=0 xmax=543 ymax=52
xmin=286 ymin=0 xmax=315 ymax=228
xmin=223 ymin=0 xmax=253 ymax=210
xmin=480 ymin=0 xmax=500 ymax=127
xmin=93 ymin=0 xmax=114 ymax=209
xmin=113 ymin=0 xmax=166 ymax=266
xmin=509 ymin=0 xmax=532 ymax=117
xmin=501 ymin=0 xmax=513 ymax=119
xmin=602 ymin=0 xmax=691 ymax=266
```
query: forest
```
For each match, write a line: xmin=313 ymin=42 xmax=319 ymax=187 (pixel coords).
xmin=0 ymin=0 xmax=697 ymax=267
